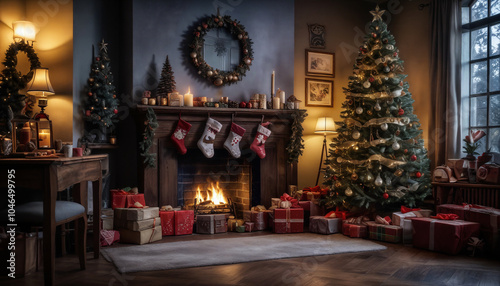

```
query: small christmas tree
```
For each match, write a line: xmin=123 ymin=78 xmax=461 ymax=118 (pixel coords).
xmin=83 ymin=39 xmax=119 ymax=141
xmin=323 ymin=6 xmax=431 ymax=212
xmin=156 ymin=55 xmax=176 ymax=97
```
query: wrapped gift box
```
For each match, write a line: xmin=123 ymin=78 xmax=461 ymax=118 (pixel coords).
xmin=111 ymin=189 xmax=128 ymax=209
xmin=245 ymin=222 xmax=254 ymax=232
xmin=366 ymin=222 xmax=402 ymax=243
xmin=466 ymin=207 xmax=500 ymax=232
xmin=119 ymin=226 xmax=162 ymax=245
xmin=271 ymin=198 xmax=281 ymax=208
xmin=273 ymin=208 xmax=304 ymax=233
xmin=342 ymin=223 xmax=368 ymax=238
xmin=100 ymin=230 xmax=120 ymax=246
xmin=436 ymin=204 xmax=469 ymax=220
xmin=306 ymin=192 xmax=321 ymax=204
xmin=299 ymin=201 xmax=325 ymax=226
xmin=196 ymin=214 xmax=215 ymax=234
xmin=324 ymin=210 xmax=350 ymax=220
xmin=243 ymin=210 xmax=269 ymax=230
xmin=411 ymin=217 xmax=480 ymax=255
xmin=125 ymin=194 xmax=146 ymax=208
xmin=477 ymin=163 xmax=500 ymax=184
xmin=114 ymin=207 xmax=159 ymax=221
xmin=174 ymin=210 xmax=194 ymax=235
xmin=392 ymin=210 xmax=432 ymax=243
xmin=214 ymin=214 xmax=227 ymax=233
xmin=159 ymin=211 xmax=175 ymax=236
xmin=114 ymin=216 xmax=161 ymax=232
xmin=309 ymin=216 xmax=341 ymax=234
xmin=228 ymin=218 xmax=244 ymax=232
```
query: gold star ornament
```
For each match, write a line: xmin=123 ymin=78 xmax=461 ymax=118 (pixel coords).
xmin=370 ymin=5 xmax=385 ymax=22
xmin=99 ymin=39 xmax=108 ymax=53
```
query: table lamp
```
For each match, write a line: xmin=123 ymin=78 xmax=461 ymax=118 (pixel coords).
xmin=12 ymin=21 xmax=36 ymax=45
xmin=27 ymin=67 xmax=55 ymax=149
xmin=314 ymin=117 xmax=337 ymax=186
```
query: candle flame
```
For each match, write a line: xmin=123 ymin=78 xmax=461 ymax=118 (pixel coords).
xmin=187 ymin=87 xmax=191 ymax=94
xmin=195 ymin=182 xmax=227 ymax=205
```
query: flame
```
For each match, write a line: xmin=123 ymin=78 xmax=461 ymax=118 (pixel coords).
xmin=195 ymin=182 xmax=227 ymax=205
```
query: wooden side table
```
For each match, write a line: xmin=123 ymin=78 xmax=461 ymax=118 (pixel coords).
xmin=432 ymin=181 xmax=500 ymax=208
xmin=0 ymin=154 xmax=107 ymax=286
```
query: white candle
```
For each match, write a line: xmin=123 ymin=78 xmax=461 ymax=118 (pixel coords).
xmin=271 ymin=71 xmax=275 ymax=96
xmin=184 ymin=87 xmax=193 ymax=107
xmin=272 ymin=96 xmax=280 ymax=110
xmin=39 ymin=130 xmax=50 ymax=148
xmin=279 ymin=90 xmax=285 ymax=109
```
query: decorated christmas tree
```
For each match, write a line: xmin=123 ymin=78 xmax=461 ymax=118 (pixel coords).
xmin=323 ymin=6 xmax=431 ymax=212
xmin=83 ymin=39 xmax=119 ymax=140
xmin=156 ymin=55 xmax=176 ymax=97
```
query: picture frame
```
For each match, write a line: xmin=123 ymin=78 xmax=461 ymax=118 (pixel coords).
xmin=306 ymin=50 xmax=335 ymax=77
xmin=305 ymin=78 xmax=334 ymax=107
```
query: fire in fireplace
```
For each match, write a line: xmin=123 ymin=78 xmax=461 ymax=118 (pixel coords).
xmin=192 ymin=182 xmax=234 ymax=215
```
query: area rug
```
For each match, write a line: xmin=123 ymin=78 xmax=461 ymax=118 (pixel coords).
xmin=101 ymin=233 xmax=386 ymax=273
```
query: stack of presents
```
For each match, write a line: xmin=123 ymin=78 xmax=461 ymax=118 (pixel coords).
xmin=103 ymin=186 xmax=499 ymax=257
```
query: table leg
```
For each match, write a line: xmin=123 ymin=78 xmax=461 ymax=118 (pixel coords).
xmin=73 ymin=183 xmax=87 ymax=269
xmin=44 ymin=167 xmax=57 ymax=286
xmin=92 ymin=177 xmax=102 ymax=259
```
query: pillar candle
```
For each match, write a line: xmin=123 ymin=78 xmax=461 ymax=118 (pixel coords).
xmin=279 ymin=90 xmax=286 ymax=109
xmin=271 ymin=71 xmax=275 ymax=96
xmin=184 ymin=87 xmax=193 ymax=107
xmin=38 ymin=131 xmax=50 ymax=148
xmin=272 ymin=96 xmax=280 ymax=110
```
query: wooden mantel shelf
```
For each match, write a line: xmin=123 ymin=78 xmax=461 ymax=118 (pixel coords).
xmin=136 ymin=105 xmax=306 ymax=116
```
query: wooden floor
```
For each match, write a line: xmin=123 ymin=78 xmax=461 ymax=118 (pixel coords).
xmin=2 ymin=231 xmax=500 ymax=286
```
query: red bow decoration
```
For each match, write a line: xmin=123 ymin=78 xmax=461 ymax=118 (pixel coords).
xmin=432 ymin=213 xmax=459 ymax=220
xmin=280 ymin=193 xmax=300 ymax=208
xmin=401 ymin=206 xmax=421 ymax=213
xmin=303 ymin=186 xmax=329 ymax=195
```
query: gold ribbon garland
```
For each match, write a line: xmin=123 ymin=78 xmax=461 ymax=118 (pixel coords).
xmin=337 ymin=154 xmax=406 ymax=168
xmin=345 ymin=117 xmax=410 ymax=128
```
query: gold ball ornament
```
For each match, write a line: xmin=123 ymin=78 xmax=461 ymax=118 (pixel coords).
xmin=351 ymin=173 xmax=358 ymax=181
xmin=394 ymin=169 xmax=404 ymax=177
xmin=345 ymin=187 xmax=353 ymax=196
xmin=190 ymin=52 xmax=197 ymax=58
xmin=214 ymin=78 xmax=223 ymax=86
xmin=207 ymin=70 xmax=213 ymax=77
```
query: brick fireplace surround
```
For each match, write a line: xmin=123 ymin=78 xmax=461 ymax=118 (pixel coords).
xmin=137 ymin=106 xmax=301 ymax=212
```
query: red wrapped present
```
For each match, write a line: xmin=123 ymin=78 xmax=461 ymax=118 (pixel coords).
xmin=325 ymin=208 xmax=351 ymax=220
xmin=214 ymin=214 xmax=227 ymax=233
xmin=159 ymin=211 xmax=175 ymax=236
xmin=436 ymin=204 xmax=469 ymax=220
xmin=243 ymin=210 xmax=269 ymax=230
xmin=309 ymin=216 xmax=341 ymax=234
xmin=273 ymin=208 xmax=304 ymax=233
xmin=467 ymin=207 xmax=500 ymax=232
xmin=126 ymin=194 xmax=146 ymax=208
xmin=411 ymin=217 xmax=480 ymax=255
xmin=245 ymin=222 xmax=254 ymax=232
xmin=174 ymin=210 xmax=194 ymax=235
xmin=366 ymin=222 xmax=402 ymax=243
xmin=100 ymin=230 xmax=120 ymax=246
xmin=111 ymin=189 xmax=128 ymax=209
xmin=342 ymin=223 xmax=368 ymax=238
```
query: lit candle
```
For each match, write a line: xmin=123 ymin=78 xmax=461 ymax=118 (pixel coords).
xmin=38 ymin=130 xmax=50 ymax=148
xmin=184 ymin=87 xmax=193 ymax=107
xmin=271 ymin=71 xmax=275 ymax=96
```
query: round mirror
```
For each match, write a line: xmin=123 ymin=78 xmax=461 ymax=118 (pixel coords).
xmin=189 ymin=14 xmax=253 ymax=87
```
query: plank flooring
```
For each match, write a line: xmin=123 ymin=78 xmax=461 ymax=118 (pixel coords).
xmin=2 ymin=231 xmax=500 ymax=286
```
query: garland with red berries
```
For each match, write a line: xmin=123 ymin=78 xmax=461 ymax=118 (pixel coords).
xmin=189 ymin=14 xmax=253 ymax=86
xmin=139 ymin=107 xmax=158 ymax=168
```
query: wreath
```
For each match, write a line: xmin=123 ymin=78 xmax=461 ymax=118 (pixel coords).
xmin=0 ymin=41 xmax=41 ymax=134
xmin=189 ymin=14 xmax=254 ymax=86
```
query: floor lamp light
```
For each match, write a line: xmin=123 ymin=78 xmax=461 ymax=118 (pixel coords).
xmin=315 ymin=117 xmax=336 ymax=186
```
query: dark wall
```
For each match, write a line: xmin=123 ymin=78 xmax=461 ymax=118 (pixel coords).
xmin=132 ymin=0 xmax=295 ymax=101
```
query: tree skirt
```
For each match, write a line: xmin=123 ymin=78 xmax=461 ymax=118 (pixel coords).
xmin=101 ymin=233 xmax=386 ymax=273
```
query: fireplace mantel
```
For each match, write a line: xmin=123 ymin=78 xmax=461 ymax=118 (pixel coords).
xmin=136 ymin=105 xmax=302 ymax=210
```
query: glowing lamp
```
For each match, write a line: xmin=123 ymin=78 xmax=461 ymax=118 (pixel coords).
xmin=13 ymin=21 xmax=36 ymax=44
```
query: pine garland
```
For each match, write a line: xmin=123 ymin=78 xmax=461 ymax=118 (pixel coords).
xmin=286 ymin=110 xmax=307 ymax=163
xmin=139 ymin=107 xmax=158 ymax=168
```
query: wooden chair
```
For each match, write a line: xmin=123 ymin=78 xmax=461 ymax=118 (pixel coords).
xmin=1 ymin=200 xmax=87 ymax=271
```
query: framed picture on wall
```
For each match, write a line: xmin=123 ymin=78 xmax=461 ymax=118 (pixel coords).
xmin=306 ymin=50 xmax=335 ymax=77
xmin=305 ymin=78 xmax=333 ymax=107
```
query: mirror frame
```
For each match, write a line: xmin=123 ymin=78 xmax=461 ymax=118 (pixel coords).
xmin=189 ymin=14 xmax=254 ymax=87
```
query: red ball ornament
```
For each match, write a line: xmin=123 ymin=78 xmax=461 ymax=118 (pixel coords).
xmin=113 ymin=109 xmax=118 ymax=114
xmin=398 ymin=108 xmax=404 ymax=115
xmin=239 ymin=101 xmax=246 ymax=108
xmin=88 ymin=92 xmax=93 ymax=96
xmin=404 ymin=149 xmax=408 ymax=154
xmin=372 ymin=33 xmax=377 ymax=38
xmin=85 ymin=110 xmax=91 ymax=116
xmin=411 ymin=155 xmax=417 ymax=161
xmin=247 ymin=102 xmax=252 ymax=108
xmin=96 ymin=57 xmax=100 ymax=61
xmin=394 ymin=52 xmax=398 ymax=57
xmin=415 ymin=172 xmax=422 ymax=178
xmin=369 ymin=77 xmax=375 ymax=83
xmin=383 ymin=193 xmax=389 ymax=199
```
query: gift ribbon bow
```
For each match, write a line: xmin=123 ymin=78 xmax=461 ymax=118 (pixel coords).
xmin=303 ymin=186 xmax=329 ymax=195
xmin=280 ymin=193 xmax=300 ymax=208
xmin=401 ymin=206 xmax=421 ymax=213
xmin=431 ymin=213 xmax=459 ymax=220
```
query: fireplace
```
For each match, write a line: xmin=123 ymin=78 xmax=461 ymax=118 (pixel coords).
xmin=137 ymin=106 xmax=300 ymax=213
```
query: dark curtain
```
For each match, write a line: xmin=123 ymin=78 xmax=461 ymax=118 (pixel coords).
xmin=429 ymin=0 xmax=462 ymax=170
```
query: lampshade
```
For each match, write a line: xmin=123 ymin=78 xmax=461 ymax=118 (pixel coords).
xmin=314 ymin=117 xmax=337 ymax=134
xmin=26 ymin=68 xmax=55 ymax=97
xmin=12 ymin=21 xmax=36 ymax=43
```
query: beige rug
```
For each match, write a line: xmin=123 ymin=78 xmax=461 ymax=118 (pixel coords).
xmin=101 ymin=233 xmax=386 ymax=273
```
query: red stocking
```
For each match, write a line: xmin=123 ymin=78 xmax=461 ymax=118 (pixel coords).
xmin=171 ymin=119 xmax=192 ymax=154
xmin=250 ymin=122 xmax=271 ymax=159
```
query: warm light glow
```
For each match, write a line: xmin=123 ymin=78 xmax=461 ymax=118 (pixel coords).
xmin=314 ymin=117 xmax=337 ymax=134
xmin=38 ymin=129 xmax=51 ymax=148
xmin=13 ymin=21 xmax=36 ymax=43
xmin=187 ymin=87 xmax=191 ymax=94
xmin=26 ymin=68 xmax=55 ymax=97
xmin=195 ymin=182 xmax=228 ymax=205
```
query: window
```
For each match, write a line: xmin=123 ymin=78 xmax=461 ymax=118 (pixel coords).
xmin=462 ymin=0 xmax=500 ymax=153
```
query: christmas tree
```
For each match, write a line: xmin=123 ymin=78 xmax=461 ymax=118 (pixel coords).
xmin=83 ymin=39 xmax=119 ymax=139
xmin=323 ymin=6 xmax=431 ymax=212
xmin=156 ymin=55 xmax=176 ymax=97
